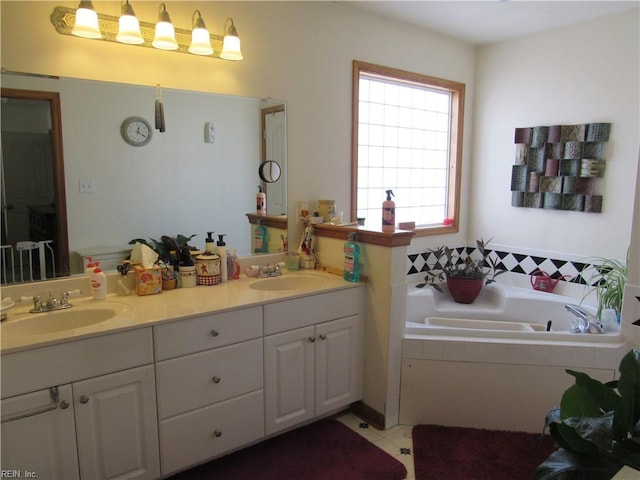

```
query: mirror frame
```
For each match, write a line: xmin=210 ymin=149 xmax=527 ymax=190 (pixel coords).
xmin=1 ymin=87 xmax=70 ymax=278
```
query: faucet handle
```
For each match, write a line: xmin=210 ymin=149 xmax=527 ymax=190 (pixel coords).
xmin=33 ymin=295 xmax=42 ymax=310
xmin=60 ymin=292 xmax=70 ymax=306
xmin=46 ymin=295 xmax=58 ymax=309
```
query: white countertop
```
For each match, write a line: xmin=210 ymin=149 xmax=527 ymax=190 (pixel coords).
xmin=1 ymin=270 xmax=360 ymax=354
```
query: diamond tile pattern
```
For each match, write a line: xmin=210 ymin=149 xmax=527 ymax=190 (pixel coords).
xmin=408 ymin=245 xmax=595 ymax=285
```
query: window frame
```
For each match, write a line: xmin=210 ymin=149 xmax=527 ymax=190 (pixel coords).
xmin=351 ymin=60 xmax=465 ymax=237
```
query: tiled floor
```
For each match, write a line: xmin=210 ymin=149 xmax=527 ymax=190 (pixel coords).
xmin=335 ymin=412 xmax=415 ymax=480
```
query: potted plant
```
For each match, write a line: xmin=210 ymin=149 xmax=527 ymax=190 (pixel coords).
xmin=581 ymin=251 xmax=629 ymax=322
xmin=416 ymin=237 xmax=504 ymax=304
xmin=128 ymin=234 xmax=197 ymax=264
xmin=535 ymin=349 xmax=640 ymax=480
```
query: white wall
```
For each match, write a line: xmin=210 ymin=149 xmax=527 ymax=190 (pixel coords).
xmin=0 ymin=0 xmax=476 ymax=252
xmin=470 ymin=11 xmax=639 ymax=262
xmin=1 ymin=75 xmax=258 ymax=258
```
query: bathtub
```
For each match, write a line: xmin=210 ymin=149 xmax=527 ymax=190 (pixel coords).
xmin=405 ymin=281 xmax=621 ymax=342
xmin=400 ymin=280 xmax=628 ymax=432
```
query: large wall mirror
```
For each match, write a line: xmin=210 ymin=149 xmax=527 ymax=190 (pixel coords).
xmin=1 ymin=74 xmax=287 ymax=284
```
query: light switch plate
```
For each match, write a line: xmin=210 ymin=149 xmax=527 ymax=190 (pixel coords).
xmin=204 ymin=122 xmax=215 ymax=143
xmin=79 ymin=179 xmax=96 ymax=193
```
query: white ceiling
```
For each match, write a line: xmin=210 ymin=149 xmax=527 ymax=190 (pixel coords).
xmin=346 ymin=1 xmax=639 ymax=45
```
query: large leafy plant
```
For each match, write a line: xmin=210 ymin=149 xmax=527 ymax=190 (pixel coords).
xmin=535 ymin=349 xmax=640 ymax=479
xmin=416 ymin=238 xmax=504 ymax=292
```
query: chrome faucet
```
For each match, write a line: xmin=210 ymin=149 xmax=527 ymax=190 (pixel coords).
xmin=258 ymin=264 xmax=282 ymax=278
xmin=565 ymin=304 xmax=605 ymax=334
xmin=30 ymin=292 xmax=73 ymax=313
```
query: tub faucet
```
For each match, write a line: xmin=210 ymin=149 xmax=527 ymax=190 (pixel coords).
xmin=565 ymin=304 xmax=605 ymax=334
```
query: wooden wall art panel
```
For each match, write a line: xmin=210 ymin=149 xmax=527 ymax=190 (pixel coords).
xmin=510 ymin=123 xmax=611 ymax=213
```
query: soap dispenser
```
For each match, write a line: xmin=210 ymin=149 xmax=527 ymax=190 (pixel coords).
xmin=205 ymin=231 xmax=216 ymax=254
xmin=217 ymin=234 xmax=228 ymax=282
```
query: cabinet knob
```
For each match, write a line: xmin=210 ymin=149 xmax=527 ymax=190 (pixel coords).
xmin=212 ymin=376 xmax=221 ymax=384
xmin=79 ymin=395 xmax=90 ymax=404
xmin=319 ymin=334 xmax=327 ymax=340
xmin=213 ymin=429 xmax=222 ymax=438
xmin=210 ymin=329 xmax=219 ymax=337
xmin=59 ymin=400 xmax=70 ymax=409
xmin=308 ymin=336 xmax=315 ymax=343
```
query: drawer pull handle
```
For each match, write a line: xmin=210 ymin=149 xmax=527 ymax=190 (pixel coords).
xmin=79 ymin=395 xmax=90 ymax=404
xmin=213 ymin=429 xmax=222 ymax=438
xmin=308 ymin=336 xmax=315 ymax=343
xmin=210 ymin=330 xmax=219 ymax=337
xmin=212 ymin=376 xmax=221 ymax=384
xmin=1 ymin=387 xmax=61 ymax=423
xmin=319 ymin=334 xmax=327 ymax=340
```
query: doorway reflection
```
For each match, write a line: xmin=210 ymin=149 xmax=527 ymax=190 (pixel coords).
xmin=1 ymin=89 xmax=69 ymax=283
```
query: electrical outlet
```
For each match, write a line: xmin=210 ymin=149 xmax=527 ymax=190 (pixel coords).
xmin=204 ymin=122 xmax=215 ymax=143
xmin=79 ymin=179 xmax=96 ymax=193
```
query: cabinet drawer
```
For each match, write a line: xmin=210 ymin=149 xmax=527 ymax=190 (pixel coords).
xmin=1 ymin=328 xmax=153 ymax=399
xmin=154 ymin=306 xmax=262 ymax=360
xmin=156 ymin=339 xmax=263 ymax=419
xmin=264 ymin=289 xmax=361 ymax=335
xmin=159 ymin=390 xmax=264 ymax=476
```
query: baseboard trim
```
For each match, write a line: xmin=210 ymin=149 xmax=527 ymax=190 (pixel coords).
xmin=351 ymin=401 xmax=385 ymax=430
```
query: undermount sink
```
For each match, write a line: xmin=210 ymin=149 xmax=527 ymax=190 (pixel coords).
xmin=2 ymin=302 xmax=132 ymax=336
xmin=249 ymin=274 xmax=323 ymax=291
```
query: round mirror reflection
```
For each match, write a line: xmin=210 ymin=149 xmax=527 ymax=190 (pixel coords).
xmin=259 ymin=160 xmax=282 ymax=183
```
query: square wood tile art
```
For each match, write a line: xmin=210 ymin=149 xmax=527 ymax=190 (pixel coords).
xmin=510 ymin=123 xmax=611 ymax=213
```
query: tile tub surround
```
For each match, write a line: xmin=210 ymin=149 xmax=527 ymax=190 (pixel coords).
xmin=407 ymin=245 xmax=605 ymax=286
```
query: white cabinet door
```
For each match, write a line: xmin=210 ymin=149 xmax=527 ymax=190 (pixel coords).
xmin=315 ymin=315 xmax=362 ymax=416
xmin=74 ymin=365 xmax=160 ymax=480
xmin=264 ymin=326 xmax=315 ymax=435
xmin=1 ymin=385 xmax=79 ymax=479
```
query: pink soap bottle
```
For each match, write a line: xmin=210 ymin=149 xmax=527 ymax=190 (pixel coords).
xmin=382 ymin=190 xmax=395 ymax=232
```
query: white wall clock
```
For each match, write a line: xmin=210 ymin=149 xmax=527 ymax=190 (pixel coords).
xmin=120 ymin=116 xmax=152 ymax=147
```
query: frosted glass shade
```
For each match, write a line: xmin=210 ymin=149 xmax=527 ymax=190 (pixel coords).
xmin=220 ymin=35 xmax=243 ymax=60
xmin=72 ymin=6 xmax=102 ymax=39
xmin=189 ymin=27 xmax=213 ymax=55
xmin=152 ymin=21 xmax=178 ymax=50
xmin=116 ymin=15 xmax=143 ymax=44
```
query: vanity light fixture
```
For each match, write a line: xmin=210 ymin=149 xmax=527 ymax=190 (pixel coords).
xmin=188 ymin=10 xmax=213 ymax=55
xmin=220 ymin=17 xmax=243 ymax=61
xmin=71 ymin=0 xmax=102 ymax=39
xmin=152 ymin=3 xmax=178 ymax=51
xmin=51 ymin=5 xmax=244 ymax=61
xmin=116 ymin=1 xmax=143 ymax=45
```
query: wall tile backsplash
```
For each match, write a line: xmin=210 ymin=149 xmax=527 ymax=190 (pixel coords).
xmin=407 ymin=246 xmax=594 ymax=285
